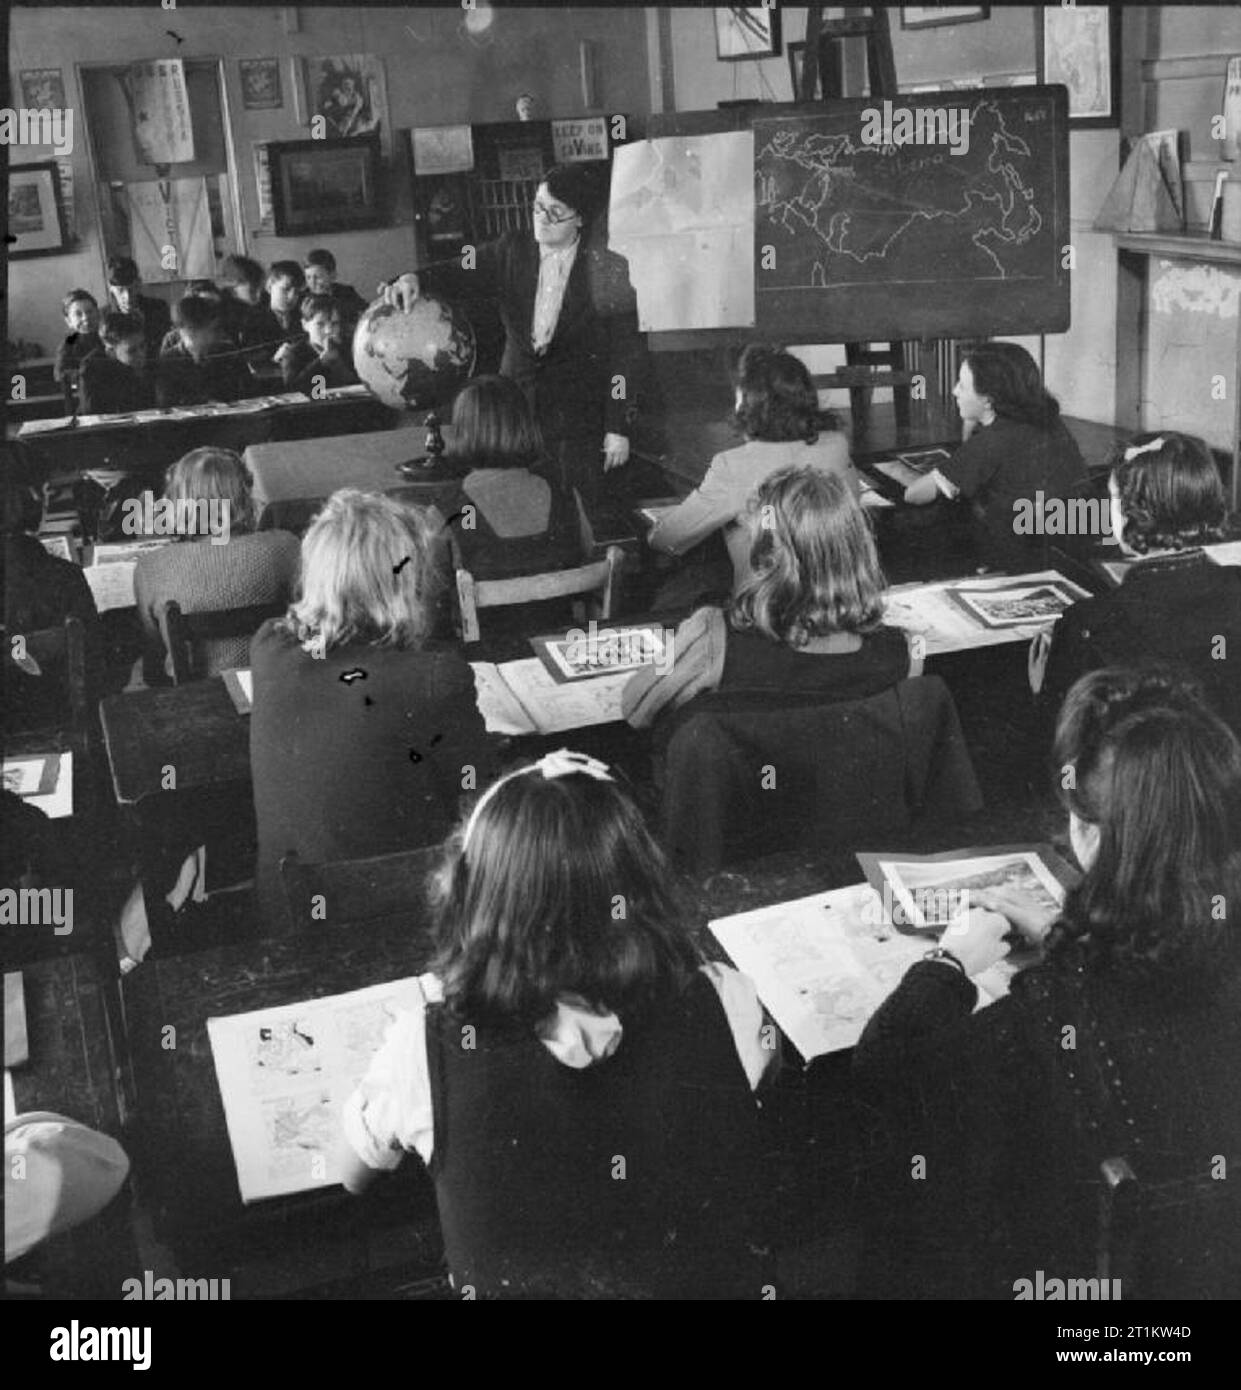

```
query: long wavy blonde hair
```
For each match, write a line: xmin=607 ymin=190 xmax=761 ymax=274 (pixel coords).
xmin=729 ymin=466 xmax=886 ymax=647
xmin=282 ymin=489 xmax=442 ymax=653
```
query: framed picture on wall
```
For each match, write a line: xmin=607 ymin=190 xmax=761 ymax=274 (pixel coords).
xmin=301 ymin=54 xmax=388 ymax=150
xmin=900 ymin=6 xmax=989 ymax=29
xmin=7 ymin=161 xmax=69 ymax=259
xmin=269 ymin=135 xmax=384 ymax=236
xmin=238 ymin=58 xmax=282 ymax=110
xmin=18 ymin=68 xmax=66 ymax=110
xmin=714 ymin=8 xmax=782 ymax=62
xmin=1038 ymin=5 xmax=1120 ymax=126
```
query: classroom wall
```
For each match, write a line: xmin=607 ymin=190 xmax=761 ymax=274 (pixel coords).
xmin=7 ymin=5 xmax=651 ymax=351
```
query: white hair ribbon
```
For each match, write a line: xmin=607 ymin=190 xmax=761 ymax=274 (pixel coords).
xmin=462 ymin=748 xmax=613 ymax=850
xmin=1123 ymin=437 xmax=1166 ymax=462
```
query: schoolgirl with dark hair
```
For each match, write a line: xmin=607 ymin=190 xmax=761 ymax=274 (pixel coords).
xmin=1038 ymin=431 xmax=1241 ymax=734
xmin=853 ymin=667 xmax=1241 ymax=1299
xmin=647 ymin=345 xmax=859 ymax=589
xmin=904 ymin=340 xmax=1086 ymax=570
xmin=339 ymin=751 xmax=776 ymax=1297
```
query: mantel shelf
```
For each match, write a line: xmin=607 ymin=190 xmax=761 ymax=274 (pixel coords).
xmin=1114 ymin=232 xmax=1241 ymax=267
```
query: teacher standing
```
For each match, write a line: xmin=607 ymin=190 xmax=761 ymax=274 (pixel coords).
xmin=383 ymin=164 xmax=645 ymax=504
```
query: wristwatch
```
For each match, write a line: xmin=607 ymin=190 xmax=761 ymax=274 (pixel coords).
xmin=923 ymin=946 xmax=967 ymax=976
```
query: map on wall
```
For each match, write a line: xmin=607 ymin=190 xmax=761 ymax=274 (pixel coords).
xmin=753 ymin=90 xmax=1068 ymax=339
xmin=645 ymin=87 xmax=1069 ymax=342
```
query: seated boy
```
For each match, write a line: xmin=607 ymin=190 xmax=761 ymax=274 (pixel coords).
xmin=106 ymin=257 xmax=172 ymax=356
xmin=304 ymin=248 xmax=368 ymax=338
xmin=52 ymin=290 xmax=103 ymax=409
xmin=220 ymin=254 xmax=284 ymax=375
xmin=156 ymin=296 xmax=251 ymax=407
xmin=281 ymin=295 xmax=360 ymax=394
xmin=266 ymin=261 xmax=308 ymax=383
xmin=78 ymin=310 xmax=156 ymax=415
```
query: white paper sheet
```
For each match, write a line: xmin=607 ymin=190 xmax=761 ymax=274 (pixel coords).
xmin=609 ymin=132 xmax=755 ymax=331
xmin=207 ymin=977 xmax=424 ymax=1203
xmin=7 ymin=752 xmax=74 ymax=820
xmin=469 ymin=658 xmax=631 ymax=735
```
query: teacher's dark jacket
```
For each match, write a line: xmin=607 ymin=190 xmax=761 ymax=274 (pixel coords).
xmin=431 ymin=231 xmax=644 ymax=448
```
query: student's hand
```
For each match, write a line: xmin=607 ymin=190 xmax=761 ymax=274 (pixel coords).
xmin=1027 ymin=628 xmax=1053 ymax=695
xmin=938 ymin=907 xmax=1010 ymax=977
xmin=602 ymin=433 xmax=630 ymax=471
xmin=973 ymin=887 xmax=1058 ymax=947
xmin=273 ymin=342 xmax=296 ymax=367
xmin=380 ymin=274 xmax=421 ymax=312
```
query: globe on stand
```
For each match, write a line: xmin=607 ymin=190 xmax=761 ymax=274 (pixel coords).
xmin=352 ymin=293 xmax=476 ymax=411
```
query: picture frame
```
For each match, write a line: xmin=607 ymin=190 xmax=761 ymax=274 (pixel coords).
xmin=7 ymin=161 xmax=69 ymax=259
xmin=268 ymin=135 xmax=384 ymax=236
xmin=900 ymin=6 xmax=989 ymax=30
xmin=1038 ymin=5 xmax=1120 ymax=127
xmin=301 ymin=53 xmax=388 ymax=151
xmin=714 ymin=7 xmax=782 ymax=63
xmin=238 ymin=58 xmax=282 ymax=111
xmin=18 ymin=68 xmax=66 ymax=111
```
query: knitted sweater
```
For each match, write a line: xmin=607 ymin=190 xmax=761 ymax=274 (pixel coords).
xmin=134 ymin=531 xmax=301 ymax=681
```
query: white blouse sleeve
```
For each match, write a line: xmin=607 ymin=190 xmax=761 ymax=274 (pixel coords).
xmin=699 ymin=961 xmax=781 ymax=1091
xmin=340 ymin=975 xmax=439 ymax=1171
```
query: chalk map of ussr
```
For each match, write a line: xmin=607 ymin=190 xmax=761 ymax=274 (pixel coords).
xmin=751 ymin=92 xmax=1068 ymax=337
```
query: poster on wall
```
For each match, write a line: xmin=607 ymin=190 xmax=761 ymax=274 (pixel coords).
xmin=302 ymin=54 xmax=388 ymax=151
xmin=253 ymin=142 xmax=274 ymax=229
xmin=124 ymin=59 xmax=195 ymax=165
xmin=551 ymin=117 xmax=608 ymax=163
xmin=411 ymin=124 xmax=474 ymax=176
xmin=127 ymin=177 xmax=213 ymax=281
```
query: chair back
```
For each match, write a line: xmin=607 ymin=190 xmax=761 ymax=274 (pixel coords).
xmin=1 ymin=614 xmax=89 ymax=740
xmin=279 ymin=845 xmax=442 ymax=934
xmin=661 ymin=675 xmax=982 ymax=876
xmin=157 ymin=598 xmax=286 ymax=685
xmin=452 ymin=535 xmax=623 ymax=644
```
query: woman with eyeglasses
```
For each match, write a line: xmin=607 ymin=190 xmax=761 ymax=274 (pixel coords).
xmin=380 ymin=164 xmax=645 ymax=505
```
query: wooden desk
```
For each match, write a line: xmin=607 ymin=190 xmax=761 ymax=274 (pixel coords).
xmin=100 ymin=678 xmax=249 ymax=808
xmin=121 ymin=913 xmax=441 ymax=1293
xmin=9 ymin=953 xmax=125 ymax=1133
xmin=118 ymin=807 xmax=1064 ymax=1294
xmin=245 ymin=423 xmax=460 ymax=533
xmin=16 ymin=393 xmax=398 ymax=481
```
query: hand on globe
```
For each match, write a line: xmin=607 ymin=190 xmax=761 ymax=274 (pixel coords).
xmin=378 ymin=274 xmax=421 ymax=313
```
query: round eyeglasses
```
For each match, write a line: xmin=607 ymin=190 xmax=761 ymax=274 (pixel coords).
xmin=532 ymin=199 xmax=577 ymax=225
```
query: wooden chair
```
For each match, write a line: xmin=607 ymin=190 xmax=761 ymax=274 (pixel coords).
xmin=1096 ymin=1155 xmax=1241 ymax=1299
xmin=2 ymin=615 xmax=89 ymax=743
xmin=450 ymin=534 xmax=624 ymax=644
xmin=279 ymin=845 xmax=442 ymax=934
xmin=659 ymin=676 xmax=982 ymax=877
xmin=157 ymin=599 xmax=286 ymax=685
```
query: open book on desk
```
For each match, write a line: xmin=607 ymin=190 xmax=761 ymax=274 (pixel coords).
xmin=711 ymin=844 xmax=1076 ymax=1060
xmin=471 ymin=657 xmax=633 ymax=735
xmin=881 ymin=570 xmax=1089 ymax=656
xmin=208 ymin=976 xmax=424 ymax=1203
xmin=83 ymin=539 xmax=173 ymax=613
xmin=711 ymin=884 xmax=1012 ymax=1061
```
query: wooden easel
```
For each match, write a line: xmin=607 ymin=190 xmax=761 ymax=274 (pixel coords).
xmin=798 ymin=6 xmax=923 ymax=438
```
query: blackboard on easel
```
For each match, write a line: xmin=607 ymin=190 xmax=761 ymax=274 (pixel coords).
xmin=637 ymin=87 xmax=1070 ymax=350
